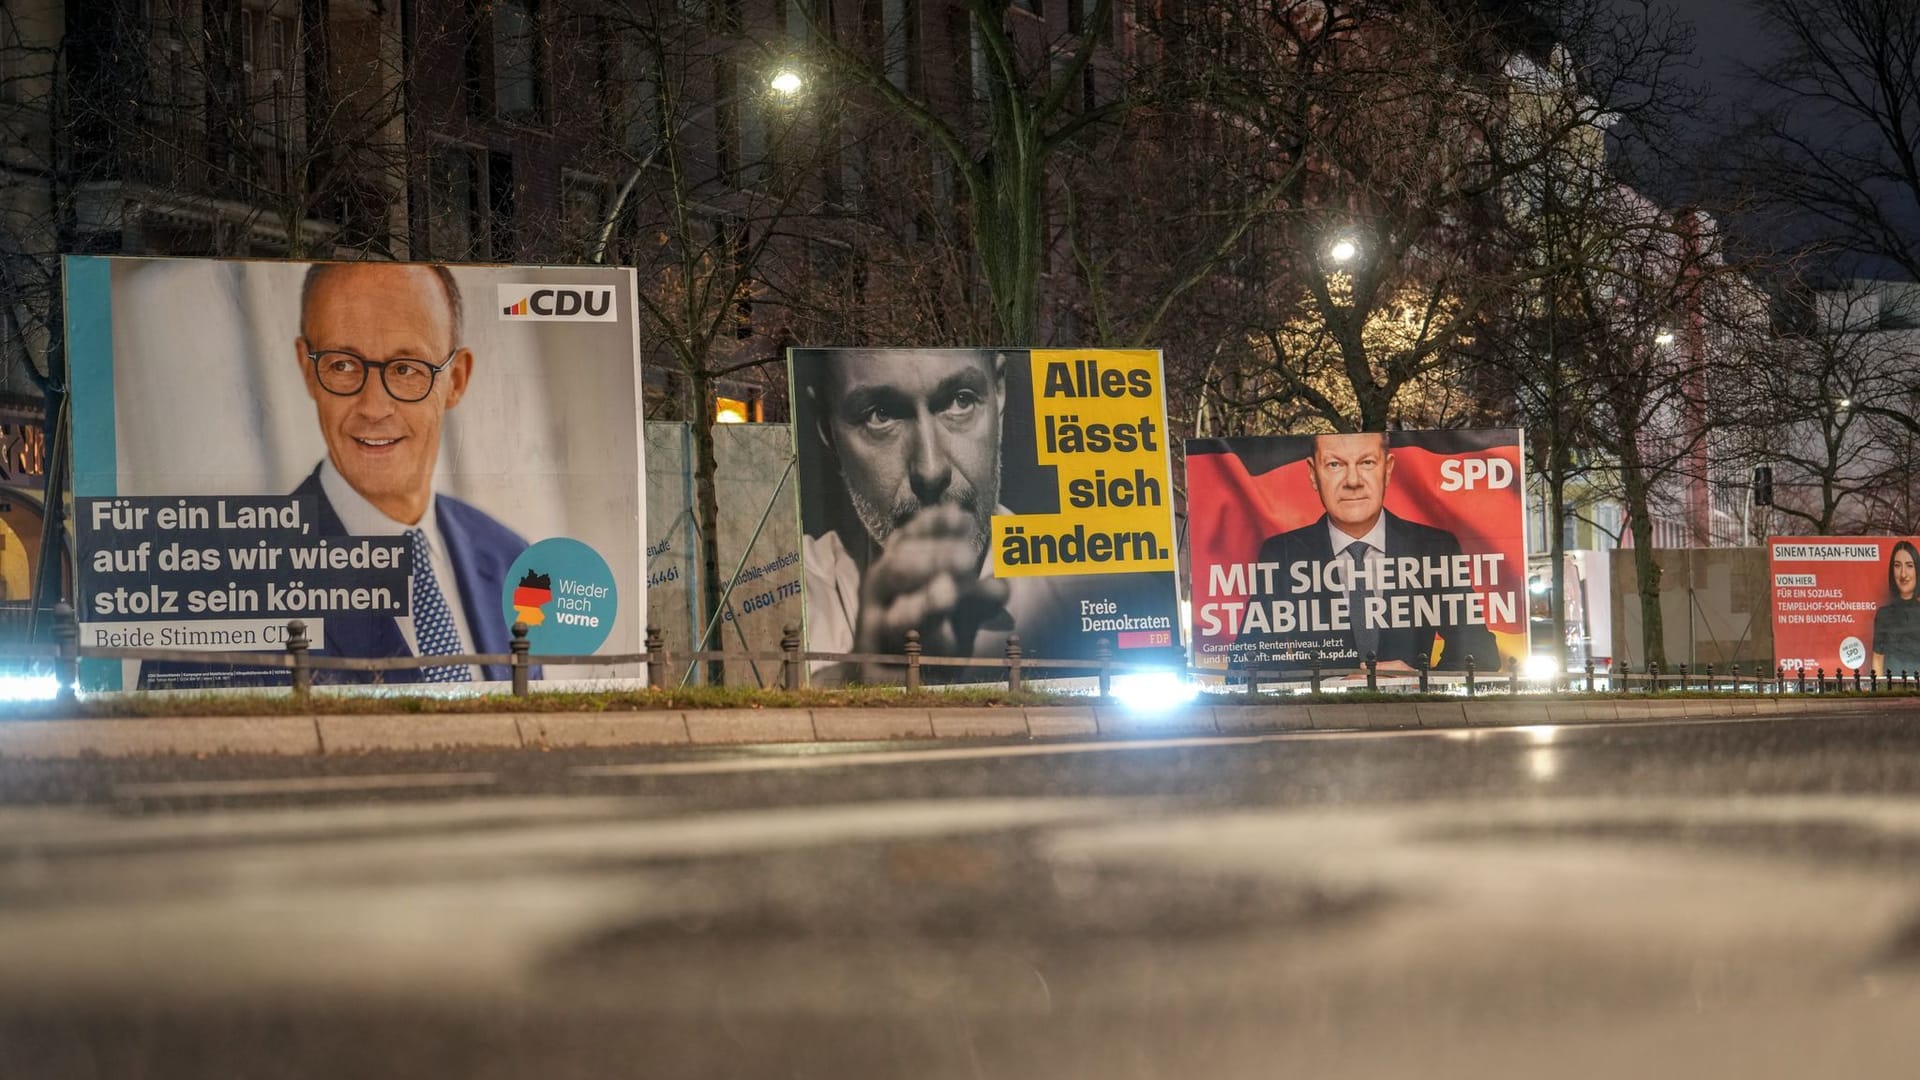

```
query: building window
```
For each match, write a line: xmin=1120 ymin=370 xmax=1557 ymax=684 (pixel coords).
xmin=562 ymin=174 xmax=606 ymax=252
xmin=489 ymin=150 xmax=517 ymax=258
xmin=0 ymin=14 xmax=21 ymax=104
xmin=267 ymin=14 xmax=292 ymax=86
xmin=429 ymin=145 xmax=485 ymax=260
xmin=494 ymin=0 xmax=542 ymax=121
xmin=880 ymin=0 xmax=916 ymax=92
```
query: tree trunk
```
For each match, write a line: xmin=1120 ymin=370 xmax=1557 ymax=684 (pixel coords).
xmin=691 ymin=373 xmax=725 ymax=687
xmin=1548 ymin=441 xmax=1568 ymax=674
xmin=1620 ymin=442 xmax=1667 ymax=670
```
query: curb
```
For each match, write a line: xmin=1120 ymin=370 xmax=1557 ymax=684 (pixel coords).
xmin=1 ymin=696 xmax=1916 ymax=760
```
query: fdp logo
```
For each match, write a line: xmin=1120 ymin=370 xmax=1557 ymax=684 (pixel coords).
xmin=496 ymin=284 xmax=619 ymax=322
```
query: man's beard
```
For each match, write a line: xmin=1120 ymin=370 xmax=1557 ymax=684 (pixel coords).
xmin=851 ymin=465 xmax=1001 ymax=559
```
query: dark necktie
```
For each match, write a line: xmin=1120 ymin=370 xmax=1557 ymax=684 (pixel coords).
xmin=408 ymin=528 xmax=473 ymax=683
xmin=1346 ymin=539 xmax=1379 ymax=658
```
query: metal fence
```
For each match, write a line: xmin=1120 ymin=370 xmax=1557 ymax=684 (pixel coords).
xmin=9 ymin=604 xmax=1920 ymax=705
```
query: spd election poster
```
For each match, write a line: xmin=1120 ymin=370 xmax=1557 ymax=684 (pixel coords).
xmin=1188 ymin=429 xmax=1529 ymax=675
xmin=789 ymin=348 xmax=1181 ymax=684
xmin=1769 ymin=537 xmax=1920 ymax=675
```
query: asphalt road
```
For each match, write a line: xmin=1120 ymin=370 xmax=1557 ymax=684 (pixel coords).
xmin=5 ymin=709 xmax=1920 ymax=1078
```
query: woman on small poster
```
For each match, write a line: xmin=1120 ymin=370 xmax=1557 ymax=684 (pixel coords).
xmin=1872 ymin=540 xmax=1920 ymax=676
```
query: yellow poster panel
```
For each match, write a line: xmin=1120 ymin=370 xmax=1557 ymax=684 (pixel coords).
xmin=991 ymin=349 xmax=1178 ymax=578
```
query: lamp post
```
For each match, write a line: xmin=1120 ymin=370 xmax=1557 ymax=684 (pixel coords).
xmin=588 ymin=67 xmax=804 ymax=265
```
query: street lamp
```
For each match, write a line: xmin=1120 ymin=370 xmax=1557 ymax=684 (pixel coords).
xmin=769 ymin=68 xmax=804 ymax=96
xmin=1653 ymin=330 xmax=1675 ymax=346
xmin=1328 ymin=237 xmax=1359 ymax=263
xmin=589 ymin=69 xmax=807 ymax=264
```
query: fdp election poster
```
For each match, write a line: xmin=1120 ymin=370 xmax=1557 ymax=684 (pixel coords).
xmin=789 ymin=348 xmax=1181 ymax=683
xmin=1188 ymin=429 xmax=1529 ymax=674
xmin=1769 ymin=537 xmax=1920 ymax=675
xmin=65 ymin=256 xmax=644 ymax=690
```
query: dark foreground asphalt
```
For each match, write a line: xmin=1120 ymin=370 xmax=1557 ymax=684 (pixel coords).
xmin=5 ymin=709 xmax=1920 ymax=1078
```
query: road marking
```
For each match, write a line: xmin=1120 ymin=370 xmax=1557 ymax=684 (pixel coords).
xmin=568 ymin=730 xmax=1426 ymax=778
xmin=568 ymin=714 xmax=1791 ymax=779
xmin=112 ymin=772 xmax=499 ymax=801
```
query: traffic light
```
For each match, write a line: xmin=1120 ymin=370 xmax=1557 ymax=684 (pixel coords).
xmin=1754 ymin=465 xmax=1773 ymax=507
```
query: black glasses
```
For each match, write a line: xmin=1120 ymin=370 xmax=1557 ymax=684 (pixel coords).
xmin=307 ymin=350 xmax=458 ymax=402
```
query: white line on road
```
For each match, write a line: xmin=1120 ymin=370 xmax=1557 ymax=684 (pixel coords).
xmin=568 ymin=729 xmax=1428 ymax=778
xmin=112 ymin=772 xmax=500 ymax=801
xmin=568 ymin=715 xmax=1787 ymax=780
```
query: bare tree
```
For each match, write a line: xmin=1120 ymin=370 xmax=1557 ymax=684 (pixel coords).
xmin=1732 ymin=277 xmax=1920 ymax=534
xmin=1732 ymin=0 xmax=1920 ymax=280
xmin=562 ymin=0 xmax=831 ymax=678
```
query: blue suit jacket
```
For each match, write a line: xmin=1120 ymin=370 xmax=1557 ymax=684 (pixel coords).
xmin=139 ymin=467 xmax=531 ymax=688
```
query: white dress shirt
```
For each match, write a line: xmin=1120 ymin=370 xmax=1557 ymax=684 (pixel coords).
xmin=318 ymin=461 xmax=480 ymax=680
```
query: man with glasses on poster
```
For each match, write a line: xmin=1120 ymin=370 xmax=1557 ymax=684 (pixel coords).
xmin=289 ymin=262 xmax=528 ymax=683
xmin=142 ymin=262 xmax=528 ymax=688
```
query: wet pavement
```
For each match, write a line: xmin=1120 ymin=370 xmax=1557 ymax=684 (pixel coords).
xmin=4 ymin=709 xmax=1920 ymax=1077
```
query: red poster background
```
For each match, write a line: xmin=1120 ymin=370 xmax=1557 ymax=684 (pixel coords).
xmin=1769 ymin=536 xmax=1920 ymax=673
xmin=1187 ymin=431 xmax=1530 ymax=671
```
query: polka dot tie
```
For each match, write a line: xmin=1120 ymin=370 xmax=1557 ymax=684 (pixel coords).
xmin=408 ymin=528 xmax=472 ymax=683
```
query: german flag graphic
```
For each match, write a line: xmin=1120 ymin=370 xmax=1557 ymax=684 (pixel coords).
xmin=512 ymin=570 xmax=552 ymax=626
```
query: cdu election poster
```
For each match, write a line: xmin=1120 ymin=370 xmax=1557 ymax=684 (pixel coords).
xmin=789 ymin=348 xmax=1181 ymax=684
xmin=1769 ymin=536 xmax=1920 ymax=676
xmin=1188 ymin=429 xmax=1529 ymax=675
xmin=64 ymin=256 xmax=644 ymax=691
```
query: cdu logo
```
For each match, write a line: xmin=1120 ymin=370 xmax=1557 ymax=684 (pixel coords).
xmin=496 ymin=283 xmax=619 ymax=322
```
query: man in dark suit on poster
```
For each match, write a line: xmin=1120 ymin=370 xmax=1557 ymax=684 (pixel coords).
xmin=1252 ymin=431 xmax=1497 ymax=673
xmin=142 ymin=263 xmax=527 ymax=688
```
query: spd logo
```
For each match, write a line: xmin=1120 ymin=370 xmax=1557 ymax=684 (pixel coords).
xmin=497 ymin=283 xmax=619 ymax=322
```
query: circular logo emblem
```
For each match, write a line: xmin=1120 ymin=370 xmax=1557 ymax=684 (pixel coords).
xmin=1839 ymin=636 xmax=1867 ymax=670
xmin=501 ymin=538 xmax=617 ymax=654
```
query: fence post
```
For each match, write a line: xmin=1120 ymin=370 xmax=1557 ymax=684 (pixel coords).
xmin=904 ymin=629 xmax=922 ymax=692
xmin=510 ymin=621 xmax=530 ymax=697
xmin=1730 ymin=663 xmax=1739 ymax=693
xmin=52 ymin=602 xmax=79 ymax=704
xmin=1418 ymin=656 xmax=1430 ymax=693
xmin=1585 ymin=658 xmax=1596 ymax=693
xmin=1707 ymin=663 xmax=1716 ymax=692
xmin=1365 ymin=652 xmax=1377 ymax=692
xmin=1465 ymin=654 xmax=1477 ymax=698
xmin=1244 ymin=663 xmax=1260 ymax=701
xmin=1796 ymin=665 xmax=1806 ymax=694
xmin=1095 ymin=637 xmax=1114 ymax=698
xmin=1006 ymin=634 xmax=1023 ymax=694
xmin=1310 ymin=663 xmax=1323 ymax=695
xmin=1871 ymin=667 xmax=1879 ymax=692
xmin=1854 ymin=666 xmax=1863 ymax=692
xmin=1508 ymin=656 xmax=1519 ymax=695
xmin=645 ymin=625 xmax=667 ymax=690
xmin=781 ymin=624 xmax=802 ymax=691
xmin=287 ymin=620 xmax=311 ymax=704
xmin=1816 ymin=665 xmax=1825 ymax=693
xmin=1616 ymin=660 xmax=1629 ymax=694
xmin=1679 ymin=663 xmax=1689 ymax=691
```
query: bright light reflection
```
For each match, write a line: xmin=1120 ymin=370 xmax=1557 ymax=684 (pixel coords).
xmin=770 ymin=70 xmax=804 ymax=95
xmin=1328 ymin=238 xmax=1358 ymax=262
xmin=1111 ymin=671 xmax=1200 ymax=711
xmin=1654 ymin=331 xmax=1675 ymax=345
xmin=0 ymin=674 xmax=61 ymax=702
xmin=1520 ymin=724 xmax=1558 ymax=745
xmin=1522 ymin=654 xmax=1561 ymax=682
